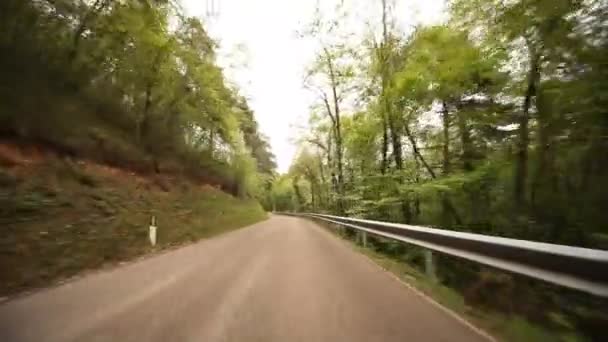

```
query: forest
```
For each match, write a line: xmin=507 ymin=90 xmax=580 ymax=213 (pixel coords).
xmin=270 ymin=1 xmax=608 ymax=336
xmin=274 ymin=0 xmax=608 ymax=249
xmin=0 ymin=0 xmax=276 ymax=198
xmin=3 ymin=0 xmax=605 ymax=248
xmin=1 ymin=0 xmax=607 ymax=338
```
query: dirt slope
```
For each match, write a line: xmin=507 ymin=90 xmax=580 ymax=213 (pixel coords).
xmin=0 ymin=142 xmax=266 ymax=297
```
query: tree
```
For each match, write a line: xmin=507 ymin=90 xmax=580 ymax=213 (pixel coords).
xmin=0 ymin=0 xmax=276 ymax=197
xmin=451 ymin=0 xmax=585 ymax=208
xmin=302 ymin=3 xmax=357 ymax=214
xmin=286 ymin=0 xmax=607 ymax=243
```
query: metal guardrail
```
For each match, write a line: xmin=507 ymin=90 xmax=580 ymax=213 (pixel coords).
xmin=279 ymin=212 xmax=608 ymax=297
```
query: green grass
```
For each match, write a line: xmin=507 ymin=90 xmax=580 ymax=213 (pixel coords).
xmin=328 ymin=227 xmax=589 ymax=342
xmin=0 ymin=159 xmax=267 ymax=297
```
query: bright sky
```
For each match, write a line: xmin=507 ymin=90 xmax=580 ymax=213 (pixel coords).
xmin=182 ymin=0 xmax=446 ymax=173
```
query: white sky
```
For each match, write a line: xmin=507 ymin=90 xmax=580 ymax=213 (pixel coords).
xmin=181 ymin=0 xmax=446 ymax=173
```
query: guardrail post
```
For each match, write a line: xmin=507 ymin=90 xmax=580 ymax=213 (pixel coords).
xmin=361 ymin=231 xmax=367 ymax=247
xmin=424 ymin=250 xmax=437 ymax=283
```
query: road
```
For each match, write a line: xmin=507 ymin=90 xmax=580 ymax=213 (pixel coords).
xmin=0 ymin=215 xmax=490 ymax=342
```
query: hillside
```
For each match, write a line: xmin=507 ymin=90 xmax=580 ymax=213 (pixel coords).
xmin=1 ymin=0 xmax=277 ymax=209
xmin=0 ymin=142 xmax=267 ymax=297
xmin=0 ymin=0 xmax=277 ymax=297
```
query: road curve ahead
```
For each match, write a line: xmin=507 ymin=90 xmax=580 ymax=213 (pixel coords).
xmin=0 ymin=215 xmax=489 ymax=342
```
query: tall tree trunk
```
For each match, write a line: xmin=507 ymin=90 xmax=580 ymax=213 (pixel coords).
xmin=441 ymin=100 xmax=451 ymax=175
xmin=311 ymin=180 xmax=316 ymax=211
xmin=292 ymin=176 xmax=304 ymax=211
xmin=209 ymin=129 xmax=215 ymax=158
xmin=335 ymin=123 xmax=345 ymax=214
xmin=531 ymin=88 xmax=560 ymax=239
xmin=404 ymin=121 xmax=462 ymax=225
xmin=380 ymin=113 xmax=389 ymax=174
xmin=137 ymin=50 xmax=163 ymax=147
xmin=325 ymin=49 xmax=345 ymax=214
xmin=317 ymin=152 xmax=327 ymax=208
xmin=380 ymin=0 xmax=410 ymax=221
xmin=404 ymin=124 xmax=436 ymax=179
xmin=388 ymin=113 xmax=403 ymax=170
xmin=136 ymin=82 xmax=153 ymax=146
xmin=327 ymin=132 xmax=339 ymax=211
xmin=413 ymin=154 xmax=421 ymax=221
xmin=456 ymin=104 xmax=477 ymax=224
xmin=515 ymin=44 xmax=540 ymax=208
xmin=456 ymin=107 xmax=473 ymax=171
xmin=388 ymin=111 xmax=411 ymax=222
xmin=379 ymin=0 xmax=390 ymax=176
xmin=440 ymin=101 xmax=454 ymax=226
xmin=531 ymin=89 xmax=549 ymax=209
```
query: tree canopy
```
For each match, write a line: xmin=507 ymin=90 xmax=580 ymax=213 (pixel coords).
xmin=0 ymin=0 xmax=276 ymax=197
xmin=278 ymin=0 xmax=608 ymax=247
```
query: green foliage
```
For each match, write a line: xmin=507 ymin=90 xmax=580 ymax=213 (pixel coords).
xmin=270 ymin=175 xmax=298 ymax=212
xmin=394 ymin=26 xmax=506 ymax=101
xmin=231 ymin=145 xmax=261 ymax=199
xmin=0 ymin=161 xmax=267 ymax=296
xmin=285 ymin=0 xmax=608 ymax=244
xmin=0 ymin=0 xmax=275 ymax=196
xmin=277 ymin=1 xmax=608 ymax=338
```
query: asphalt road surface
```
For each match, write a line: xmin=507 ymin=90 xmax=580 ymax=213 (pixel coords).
xmin=0 ymin=215 xmax=490 ymax=342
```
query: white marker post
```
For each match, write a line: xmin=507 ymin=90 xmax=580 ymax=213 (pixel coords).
xmin=149 ymin=216 xmax=157 ymax=246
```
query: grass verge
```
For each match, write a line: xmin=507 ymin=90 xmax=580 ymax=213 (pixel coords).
xmin=0 ymin=157 xmax=266 ymax=297
xmin=327 ymin=226 xmax=588 ymax=342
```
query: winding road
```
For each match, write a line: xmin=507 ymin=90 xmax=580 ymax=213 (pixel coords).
xmin=0 ymin=215 xmax=490 ymax=341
